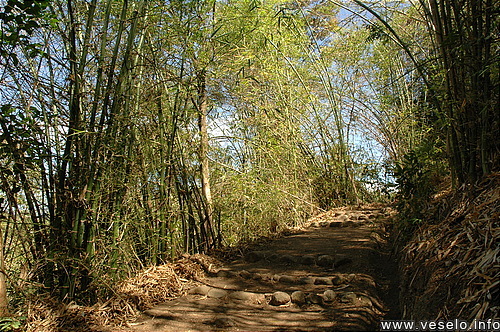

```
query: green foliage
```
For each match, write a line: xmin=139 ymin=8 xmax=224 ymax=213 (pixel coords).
xmin=0 ymin=317 xmax=24 ymax=332
xmin=0 ymin=0 xmax=51 ymax=63
xmin=395 ymin=152 xmax=431 ymax=214
xmin=213 ymin=170 xmax=312 ymax=246
xmin=394 ymin=139 xmax=446 ymax=234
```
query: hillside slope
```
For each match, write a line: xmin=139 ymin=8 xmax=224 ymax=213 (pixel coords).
xmin=399 ymin=172 xmax=499 ymax=321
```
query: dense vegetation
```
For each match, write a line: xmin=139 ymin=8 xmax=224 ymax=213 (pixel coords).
xmin=0 ymin=0 xmax=498 ymax=321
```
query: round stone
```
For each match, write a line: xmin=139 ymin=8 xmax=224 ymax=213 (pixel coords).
xmin=279 ymin=254 xmax=296 ymax=264
xmin=314 ymin=277 xmax=333 ymax=285
xmin=323 ymin=290 xmax=336 ymax=302
xmin=298 ymin=276 xmax=316 ymax=285
xmin=207 ymin=288 xmax=228 ymax=299
xmin=278 ymin=275 xmax=297 ymax=284
xmin=269 ymin=291 xmax=291 ymax=306
xmin=229 ymin=291 xmax=262 ymax=302
xmin=317 ymin=255 xmax=335 ymax=267
xmin=188 ymin=285 xmax=211 ymax=296
xmin=216 ymin=270 xmax=230 ymax=278
xmin=229 ymin=291 xmax=249 ymax=300
xmin=331 ymin=275 xmax=345 ymax=286
xmin=212 ymin=317 xmax=235 ymax=328
xmin=291 ymin=291 xmax=307 ymax=305
xmin=300 ymin=255 xmax=316 ymax=265
xmin=340 ymin=292 xmax=357 ymax=303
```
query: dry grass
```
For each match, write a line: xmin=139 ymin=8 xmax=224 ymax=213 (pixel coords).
xmin=401 ymin=172 xmax=499 ymax=321
xmin=20 ymin=254 xmax=221 ymax=332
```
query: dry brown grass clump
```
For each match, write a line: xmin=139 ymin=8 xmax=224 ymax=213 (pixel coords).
xmin=21 ymin=254 xmax=220 ymax=331
xmin=400 ymin=172 xmax=499 ymax=321
xmin=23 ymin=295 xmax=63 ymax=332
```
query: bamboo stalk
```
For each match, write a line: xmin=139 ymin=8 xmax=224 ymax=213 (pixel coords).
xmin=0 ymin=225 xmax=8 ymax=316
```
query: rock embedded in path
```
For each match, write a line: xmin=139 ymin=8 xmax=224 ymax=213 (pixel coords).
xmin=317 ymin=255 xmax=335 ymax=267
xmin=291 ymin=291 xmax=307 ymax=305
xmin=338 ymin=292 xmax=373 ymax=307
xmin=217 ymin=269 xmax=237 ymax=278
xmin=229 ymin=291 xmax=264 ymax=302
xmin=340 ymin=292 xmax=357 ymax=304
xmin=239 ymin=270 xmax=252 ymax=279
xmin=298 ymin=276 xmax=316 ymax=285
xmin=278 ymin=275 xmax=298 ymax=284
xmin=188 ymin=285 xmax=211 ymax=296
xmin=207 ymin=288 xmax=228 ymax=299
xmin=323 ymin=290 xmax=336 ymax=302
xmin=300 ymin=255 xmax=316 ymax=265
xmin=279 ymin=254 xmax=296 ymax=264
xmin=217 ymin=270 xmax=229 ymax=278
xmin=331 ymin=275 xmax=345 ymax=286
xmin=269 ymin=291 xmax=291 ymax=306
xmin=211 ymin=317 xmax=236 ymax=328
xmin=314 ymin=277 xmax=333 ymax=285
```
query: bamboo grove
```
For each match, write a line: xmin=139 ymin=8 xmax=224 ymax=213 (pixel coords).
xmin=0 ymin=0 xmax=498 ymax=309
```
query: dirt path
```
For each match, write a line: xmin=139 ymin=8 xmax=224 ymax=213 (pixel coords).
xmin=123 ymin=205 xmax=400 ymax=331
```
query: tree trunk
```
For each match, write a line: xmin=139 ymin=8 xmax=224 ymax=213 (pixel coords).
xmin=196 ymin=69 xmax=214 ymax=252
